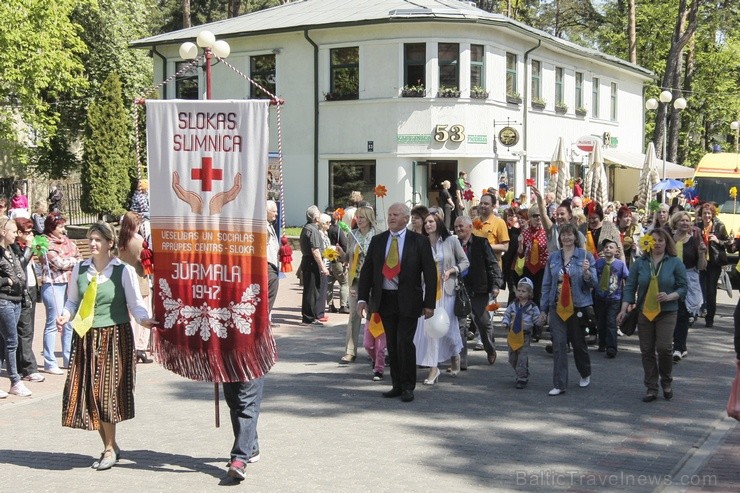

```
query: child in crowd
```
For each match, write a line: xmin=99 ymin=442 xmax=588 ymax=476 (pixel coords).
xmin=278 ymin=236 xmax=293 ymax=272
xmin=594 ymin=238 xmax=630 ymax=358
xmin=363 ymin=313 xmax=387 ymax=381
xmin=501 ymin=277 xmax=540 ymax=389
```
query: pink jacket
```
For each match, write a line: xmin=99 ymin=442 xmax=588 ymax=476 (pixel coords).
xmin=40 ymin=234 xmax=81 ymax=284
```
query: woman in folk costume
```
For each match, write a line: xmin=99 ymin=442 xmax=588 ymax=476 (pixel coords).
xmin=579 ymin=201 xmax=624 ymax=261
xmin=413 ymin=211 xmax=469 ymax=384
xmin=58 ymin=222 xmax=156 ymax=470
xmin=696 ymin=203 xmax=730 ymax=328
xmin=537 ymin=223 xmax=596 ymax=396
xmin=669 ymin=211 xmax=705 ymax=363
xmin=618 ymin=228 xmax=687 ymax=403
xmin=517 ymin=209 xmax=549 ymax=307
xmin=117 ymin=212 xmax=153 ymax=364
xmin=616 ymin=207 xmax=641 ymax=267
xmin=338 ymin=205 xmax=378 ymax=364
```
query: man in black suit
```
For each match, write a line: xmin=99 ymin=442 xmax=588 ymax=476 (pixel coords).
xmin=454 ymin=216 xmax=502 ymax=368
xmin=357 ymin=203 xmax=437 ymax=402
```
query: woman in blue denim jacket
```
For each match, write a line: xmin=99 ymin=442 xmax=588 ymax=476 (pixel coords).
xmin=538 ymin=223 xmax=597 ymax=396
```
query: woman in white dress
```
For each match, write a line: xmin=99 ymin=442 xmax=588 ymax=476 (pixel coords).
xmin=414 ymin=210 xmax=469 ymax=385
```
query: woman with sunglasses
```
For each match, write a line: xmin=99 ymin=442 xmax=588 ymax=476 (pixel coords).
xmin=40 ymin=213 xmax=81 ymax=374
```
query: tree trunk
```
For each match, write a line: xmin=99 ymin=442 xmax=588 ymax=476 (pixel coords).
xmin=627 ymin=0 xmax=636 ymax=64
xmin=228 ymin=0 xmax=241 ymax=17
xmin=182 ymin=0 xmax=191 ymax=28
xmin=651 ymin=0 xmax=700 ymax=162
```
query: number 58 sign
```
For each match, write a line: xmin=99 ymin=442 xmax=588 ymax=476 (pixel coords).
xmin=434 ymin=124 xmax=465 ymax=143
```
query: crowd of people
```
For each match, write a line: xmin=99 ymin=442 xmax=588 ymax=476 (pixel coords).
xmin=297 ymin=183 xmax=740 ymax=403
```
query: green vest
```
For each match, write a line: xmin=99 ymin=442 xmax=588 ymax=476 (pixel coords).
xmin=77 ymin=263 xmax=129 ymax=328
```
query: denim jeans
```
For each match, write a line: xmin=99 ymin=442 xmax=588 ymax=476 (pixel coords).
xmin=41 ymin=283 xmax=73 ymax=370
xmin=595 ymin=298 xmax=620 ymax=352
xmin=0 ymin=298 xmax=22 ymax=385
xmin=223 ymin=378 xmax=263 ymax=463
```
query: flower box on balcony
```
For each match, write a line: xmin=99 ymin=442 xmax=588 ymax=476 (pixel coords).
xmin=506 ymin=93 xmax=522 ymax=105
xmin=575 ymin=107 xmax=588 ymax=117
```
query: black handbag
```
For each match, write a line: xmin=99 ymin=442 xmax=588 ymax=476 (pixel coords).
xmin=619 ymin=308 xmax=639 ymax=336
xmin=454 ymin=279 xmax=472 ymax=318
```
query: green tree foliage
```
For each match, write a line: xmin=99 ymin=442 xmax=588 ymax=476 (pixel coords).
xmin=0 ymin=0 xmax=88 ymax=167
xmin=82 ymin=73 xmax=132 ymax=216
xmin=156 ymin=0 xmax=286 ymax=33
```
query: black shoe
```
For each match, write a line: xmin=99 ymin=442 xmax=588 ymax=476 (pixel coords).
xmin=663 ymin=389 xmax=673 ymax=400
xmin=597 ymin=346 xmax=606 ymax=353
xmin=136 ymin=350 xmax=153 ymax=364
xmin=545 ymin=344 xmax=553 ymax=354
xmin=705 ymin=318 xmax=713 ymax=328
xmin=606 ymin=349 xmax=617 ymax=358
xmin=401 ymin=390 xmax=414 ymax=402
xmin=338 ymin=307 xmax=350 ymax=314
xmin=642 ymin=393 xmax=658 ymax=403
xmin=328 ymin=305 xmax=338 ymax=313
xmin=382 ymin=388 xmax=402 ymax=398
xmin=515 ymin=380 xmax=527 ymax=389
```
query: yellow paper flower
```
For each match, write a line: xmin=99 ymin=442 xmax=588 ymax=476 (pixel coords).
xmin=640 ymin=235 xmax=655 ymax=253
xmin=374 ymin=185 xmax=387 ymax=198
xmin=323 ymin=247 xmax=339 ymax=262
xmin=684 ymin=179 xmax=694 ymax=187
xmin=730 ymin=187 xmax=737 ymax=199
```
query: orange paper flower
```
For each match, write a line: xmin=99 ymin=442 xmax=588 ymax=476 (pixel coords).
xmin=482 ymin=188 xmax=488 ymax=196
xmin=374 ymin=185 xmax=387 ymax=198
xmin=472 ymin=219 xmax=483 ymax=230
xmin=333 ymin=207 xmax=345 ymax=220
xmin=549 ymin=165 xmax=558 ymax=175
xmin=486 ymin=302 xmax=500 ymax=311
xmin=583 ymin=197 xmax=592 ymax=206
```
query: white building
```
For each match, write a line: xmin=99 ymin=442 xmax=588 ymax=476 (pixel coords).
xmin=132 ymin=0 xmax=690 ymax=225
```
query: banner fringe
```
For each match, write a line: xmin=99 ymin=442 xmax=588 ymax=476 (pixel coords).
xmin=152 ymin=329 xmax=278 ymax=383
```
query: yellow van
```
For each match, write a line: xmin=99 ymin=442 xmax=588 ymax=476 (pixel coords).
xmin=693 ymin=152 xmax=740 ymax=236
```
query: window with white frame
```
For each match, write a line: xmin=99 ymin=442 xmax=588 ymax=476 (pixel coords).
xmin=470 ymin=44 xmax=485 ymax=89
xmin=250 ymin=54 xmax=276 ymax=99
xmin=575 ymin=71 xmax=583 ymax=109
xmin=329 ymin=47 xmax=359 ymax=100
xmin=555 ymin=67 xmax=564 ymax=104
xmin=404 ymin=43 xmax=426 ymax=88
xmin=531 ymin=60 xmax=542 ymax=100
xmin=592 ymin=77 xmax=600 ymax=118
xmin=610 ymin=82 xmax=618 ymax=121
xmin=175 ymin=61 xmax=199 ymax=99
xmin=438 ymin=43 xmax=460 ymax=91
xmin=506 ymin=52 xmax=518 ymax=96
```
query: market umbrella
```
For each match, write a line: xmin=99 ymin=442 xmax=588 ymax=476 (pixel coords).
xmin=652 ymin=179 xmax=685 ymax=192
xmin=589 ymin=144 xmax=609 ymax=205
xmin=636 ymin=142 xmax=660 ymax=211
xmin=551 ymin=137 xmax=570 ymax=203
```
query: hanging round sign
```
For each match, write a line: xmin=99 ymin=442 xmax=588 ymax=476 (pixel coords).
xmin=498 ymin=127 xmax=519 ymax=148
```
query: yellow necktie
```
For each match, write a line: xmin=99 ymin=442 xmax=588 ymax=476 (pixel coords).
xmin=383 ymin=235 xmax=400 ymax=280
xmin=586 ymin=231 xmax=597 ymax=255
xmin=348 ymin=245 xmax=360 ymax=284
xmin=72 ymin=275 xmax=98 ymax=337
xmin=642 ymin=260 xmax=662 ymax=321
xmin=529 ymin=239 xmax=539 ymax=266
xmin=368 ymin=312 xmax=385 ymax=338
xmin=676 ymin=240 xmax=683 ymax=261
xmin=556 ymin=273 xmax=575 ymax=321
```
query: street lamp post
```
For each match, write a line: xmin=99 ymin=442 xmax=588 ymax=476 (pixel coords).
xmin=732 ymin=121 xmax=740 ymax=153
xmin=179 ymin=31 xmax=231 ymax=100
xmin=645 ymin=90 xmax=687 ymax=202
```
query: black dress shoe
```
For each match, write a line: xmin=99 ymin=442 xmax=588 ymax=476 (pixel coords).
xmin=642 ymin=394 xmax=658 ymax=402
xmin=382 ymin=388 xmax=402 ymax=398
xmin=663 ymin=389 xmax=673 ymax=400
xmin=401 ymin=390 xmax=414 ymax=402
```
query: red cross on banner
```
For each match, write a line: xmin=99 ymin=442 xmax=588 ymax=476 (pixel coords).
xmin=191 ymin=156 xmax=223 ymax=191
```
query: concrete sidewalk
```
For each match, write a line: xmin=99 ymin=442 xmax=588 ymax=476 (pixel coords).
xmin=1 ymin=254 xmax=737 ymax=492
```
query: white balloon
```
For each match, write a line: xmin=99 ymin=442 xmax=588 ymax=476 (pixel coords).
xmin=197 ymin=30 xmax=216 ymax=48
xmin=424 ymin=308 xmax=449 ymax=339
xmin=179 ymin=42 xmax=198 ymax=60
xmin=212 ymin=40 xmax=231 ymax=59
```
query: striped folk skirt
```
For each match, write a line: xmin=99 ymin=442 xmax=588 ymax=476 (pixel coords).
xmin=62 ymin=322 xmax=136 ymax=430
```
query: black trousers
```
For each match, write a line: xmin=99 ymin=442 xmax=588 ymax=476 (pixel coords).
xmin=301 ymin=260 xmax=320 ymax=323
xmin=700 ymin=265 xmax=721 ymax=323
xmin=16 ymin=288 xmax=39 ymax=376
xmin=378 ymin=290 xmax=418 ymax=392
xmin=267 ymin=263 xmax=279 ymax=314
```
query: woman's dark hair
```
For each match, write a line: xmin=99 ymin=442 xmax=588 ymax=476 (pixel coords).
xmin=423 ymin=212 xmax=451 ymax=240
xmin=557 ymin=222 xmax=581 ymax=248
xmin=43 ymin=212 xmax=66 ymax=235
xmin=410 ymin=204 xmax=429 ymax=220
xmin=14 ymin=217 xmax=33 ymax=234
xmin=557 ymin=201 xmax=573 ymax=217
xmin=118 ymin=211 xmax=141 ymax=251
xmin=649 ymin=227 xmax=677 ymax=257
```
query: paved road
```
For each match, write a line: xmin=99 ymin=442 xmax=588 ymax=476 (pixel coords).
xmin=1 ymin=257 xmax=737 ymax=492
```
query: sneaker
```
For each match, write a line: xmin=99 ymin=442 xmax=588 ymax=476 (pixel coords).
xmin=23 ymin=373 xmax=46 ymax=382
xmin=247 ymin=453 xmax=260 ymax=464
xmin=0 ymin=389 xmax=7 ymax=399
xmin=372 ymin=371 xmax=383 ymax=381
xmin=9 ymin=382 xmax=32 ymax=397
xmin=43 ymin=367 xmax=64 ymax=375
xmin=579 ymin=376 xmax=590 ymax=388
xmin=227 ymin=460 xmax=247 ymax=480
xmin=617 ymin=329 xmax=625 ymax=337
xmin=318 ymin=316 xmax=329 ymax=323
xmin=473 ymin=342 xmax=484 ymax=351
xmin=672 ymin=350 xmax=682 ymax=362
xmin=681 ymin=351 xmax=688 ymax=359
xmin=548 ymin=388 xmax=564 ymax=396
